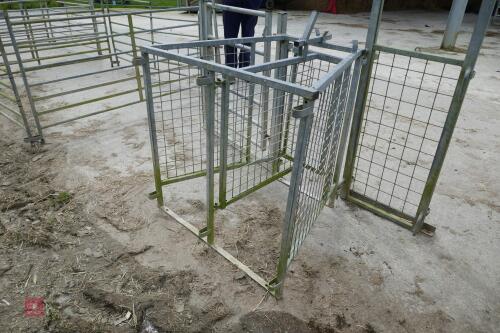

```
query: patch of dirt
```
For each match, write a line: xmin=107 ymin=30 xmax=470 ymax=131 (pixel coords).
xmin=0 ymin=138 xmax=230 ymax=332
xmin=217 ymin=199 xmax=283 ymax=281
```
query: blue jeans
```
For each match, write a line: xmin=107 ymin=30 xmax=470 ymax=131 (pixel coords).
xmin=223 ymin=0 xmax=262 ymax=68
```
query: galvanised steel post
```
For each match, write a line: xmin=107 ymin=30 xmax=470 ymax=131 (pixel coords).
xmin=261 ymin=10 xmax=272 ymax=150
xmin=142 ymin=51 xmax=164 ymax=207
xmin=273 ymin=100 xmax=315 ymax=298
xmin=19 ymin=3 xmax=40 ymax=64
xmin=342 ymin=0 xmax=385 ymax=199
xmin=100 ymin=6 xmax=114 ymax=67
xmin=329 ymin=40 xmax=362 ymax=206
xmin=0 ymin=33 xmax=34 ymax=140
xmin=205 ymin=72 xmax=216 ymax=245
xmin=4 ymin=10 xmax=44 ymax=142
xmin=245 ymin=42 xmax=256 ymax=162
xmin=88 ymin=0 xmax=103 ymax=55
xmin=270 ymin=12 xmax=288 ymax=173
xmin=218 ymin=77 xmax=230 ymax=209
xmin=413 ymin=0 xmax=496 ymax=234
xmin=106 ymin=7 xmax=120 ymax=66
xmin=128 ymin=14 xmax=144 ymax=101
xmin=441 ymin=0 xmax=468 ymax=50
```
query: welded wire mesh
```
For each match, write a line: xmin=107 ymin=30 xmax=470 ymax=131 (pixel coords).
xmin=148 ymin=47 xmax=208 ymax=181
xmin=222 ymin=57 xmax=339 ymax=205
xmin=350 ymin=49 xmax=461 ymax=218
xmin=287 ymin=62 xmax=355 ymax=262
xmin=144 ymin=36 xmax=365 ymax=294
xmin=147 ymin=42 xmax=274 ymax=187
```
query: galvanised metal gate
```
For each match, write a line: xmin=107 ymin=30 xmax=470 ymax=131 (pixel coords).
xmin=342 ymin=0 xmax=495 ymax=235
xmin=143 ymin=2 xmax=493 ymax=296
xmin=142 ymin=12 xmax=363 ymax=296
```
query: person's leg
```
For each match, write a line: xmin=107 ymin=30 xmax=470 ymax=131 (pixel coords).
xmin=223 ymin=1 xmax=243 ymax=67
xmin=239 ymin=14 xmax=258 ymax=67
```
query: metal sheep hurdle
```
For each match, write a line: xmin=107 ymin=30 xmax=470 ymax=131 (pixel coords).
xmin=142 ymin=0 xmax=495 ymax=296
xmin=0 ymin=2 xmax=200 ymax=142
xmin=0 ymin=1 xmax=276 ymax=143
xmin=141 ymin=12 xmax=362 ymax=297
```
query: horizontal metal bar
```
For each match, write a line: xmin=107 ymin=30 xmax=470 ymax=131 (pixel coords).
xmin=132 ymin=14 xmax=197 ymax=23
xmin=222 ymin=167 xmax=293 ymax=207
xmin=17 ymin=40 xmax=102 ymax=54
xmin=38 ymin=87 xmax=139 ymax=115
xmin=312 ymin=50 xmax=362 ymax=91
xmin=0 ymin=99 xmax=20 ymax=115
xmin=24 ymin=50 xmax=130 ymax=72
xmin=160 ymin=206 xmax=271 ymax=292
xmin=142 ymin=46 xmax=319 ymax=99
xmin=374 ymin=44 xmax=464 ymax=67
xmin=0 ymin=109 xmax=23 ymax=127
xmin=158 ymin=161 xmax=247 ymax=187
xmin=22 ymin=48 xmax=110 ymax=64
xmin=244 ymin=53 xmax=318 ymax=73
xmin=347 ymin=191 xmax=435 ymax=236
xmin=30 ymin=63 xmax=136 ymax=86
xmin=41 ymin=100 xmax=142 ymax=129
xmin=7 ymin=7 xmax=199 ymax=25
xmin=151 ymin=34 xmax=288 ymax=50
xmin=0 ymin=90 xmax=16 ymax=102
xmin=34 ymin=76 xmax=137 ymax=101
xmin=207 ymin=2 xmax=266 ymax=17
xmin=308 ymin=39 xmax=354 ymax=53
xmin=13 ymin=30 xmax=108 ymax=47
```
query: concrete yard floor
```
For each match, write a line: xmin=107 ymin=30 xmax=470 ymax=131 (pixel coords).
xmin=1 ymin=9 xmax=499 ymax=333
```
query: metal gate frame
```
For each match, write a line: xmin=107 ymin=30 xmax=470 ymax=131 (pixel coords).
xmin=142 ymin=10 xmax=362 ymax=296
xmin=0 ymin=3 xmax=199 ymax=143
xmin=341 ymin=0 xmax=496 ymax=235
xmin=0 ymin=0 xmax=276 ymax=144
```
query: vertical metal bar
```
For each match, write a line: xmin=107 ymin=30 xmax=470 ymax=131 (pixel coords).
xmin=4 ymin=11 xmax=44 ymax=142
xmin=301 ymin=10 xmax=319 ymax=40
xmin=40 ymin=0 xmax=51 ymax=39
xmin=88 ymin=0 xmax=103 ymax=56
xmin=0 ymin=33 xmax=33 ymax=140
xmin=273 ymin=101 xmax=315 ymax=298
xmin=261 ymin=10 xmax=272 ymax=150
xmin=100 ymin=6 xmax=114 ymax=67
xmin=211 ymin=0 xmax=219 ymax=39
xmin=319 ymin=76 xmax=342 ymax=173
xmin=245 ymin=43 xmax=256 ymax=162
xmin=19 ymin=4 xmax=40 ymax=64
xmin=210 ymin=0 xmax=222 ymax=64
xmin=205 ymin=72 xmax=216 ymax=245
xmin=44 ymin=0 xmax=55 ymax=39
xmin=413 ymin=0 xmax=496 ymax=234
xmin=149 ymin=0 xmax=154 ymax=45
xmin=329 ymin=41 xmax=362 ymax=206
xmin=128 ymin=14 xmax=144 ymax=100
xmin=106 ymin=7 xmax=120 ymax=66
xmin=142 ymin=51 xmax=164 ymax=206
xmin=342 ymin=0 xmax=385 ymax=199
xmin=270 ymin=12 xmax=288 ymax=173
xmin=218 ymin=77 xmax=230 ymax=209
xmin=199 ymin=0 xmax=210 ymax=126
xmin=441 ymin=0 xmax=468 ymax=50
xmin=281 ymin=50 xmax=299 ymax=157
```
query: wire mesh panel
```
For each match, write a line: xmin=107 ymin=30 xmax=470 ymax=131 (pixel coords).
xmin=348 ymin=46 xmax=461 ymax=222
xmin=288 ymin=66 xmax=354 ymax=261
xmin=142 ymin=35 xmax=362 ymax=296
xmin=147 ymin=46 xmax=208 ymax=183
